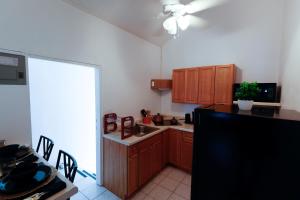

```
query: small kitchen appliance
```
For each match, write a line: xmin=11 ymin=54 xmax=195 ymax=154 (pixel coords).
xmin=185 ymin=113 xmax=191 ymax=124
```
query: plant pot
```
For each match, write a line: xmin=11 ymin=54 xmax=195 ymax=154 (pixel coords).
xmin=237 ymin=100 xmax=254 ymax=111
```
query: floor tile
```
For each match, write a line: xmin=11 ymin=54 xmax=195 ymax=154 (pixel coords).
xmin=94 ymin=190 xmax=120 ymax=200
xmin=181 ymin=175 xmax=191 ymax=186
xmin=81 ymin=184 xmax=106 ymax=199
xmin=152 ymin=173 xmax=166 ymax=184
xmin=143 ymin=196 xmax=154 ymax=200
xmin=71 ymin=192 xmax=89 ymax=200
xmin=168 ymin=193 xmax=186 ymax=200
xmin=149 ymin=185 xmax=172 ymax=200
xmin=167 ymin=169 xmax=186 ymax=182
xmin=130 ymin=191 xmax=146 ymax=200
xmin=159 ymin=177 xmax=180 ymax=191
xmin=74 ymin=174 xmax=86 ymax=184
xmin=141 ymin=182 xmax=157 ymax=194
xmin=174 ymin=184 xmax=191 ymax=200
xmin=75 ymin=177 xmax=98 ymax=191
xmin=160 ymin=167 xmax=174 ymax=177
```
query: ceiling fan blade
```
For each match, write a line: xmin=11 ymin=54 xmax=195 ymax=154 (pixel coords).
xmin=160 ymin=0 xmax=180 ymax=6
xmin=188 ymin=15 xmax=208 ymax=28
xmin=185 ymin=0 xmax=227 ymax=14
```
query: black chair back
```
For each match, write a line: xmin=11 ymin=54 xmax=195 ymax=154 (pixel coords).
xmin=36 ymin=135 xmax=54 ymax=161
xmin=56 ymin=150 xmax=78 ymax=183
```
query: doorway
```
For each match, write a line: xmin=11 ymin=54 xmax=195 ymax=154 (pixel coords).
xmin=28 ymin=57 xmax=101 ymax=184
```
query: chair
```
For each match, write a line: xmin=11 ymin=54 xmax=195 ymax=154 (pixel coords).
xmin=55 ymin=150 xmax=78 ymax=183
xmin=36 ymin=135 xmax=54 ymax=161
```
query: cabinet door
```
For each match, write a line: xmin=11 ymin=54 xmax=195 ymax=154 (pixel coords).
xmin=180 ymin=132 xmax=193 ymax=173
xmin=198 ymin=67 xmax=216 ymax=105
xmin=185 ymin=68 xmax=199 ymax=104
xmin=138 ymin=145 xmax=152 ymax=186
xmin=172 ymin=69 xmax=186 ymax=103
xmin=214 ymin=65 xmax=235 ymax=105
xmin=128 ymin=153 xmax=138 ymax=195
xmin=168 ymin=129 xmax=181 ymax=166
xmin=162 ymin=130 xmax=169 ymax=167
xmin=151 ymin=136 xmax=162 ymax=176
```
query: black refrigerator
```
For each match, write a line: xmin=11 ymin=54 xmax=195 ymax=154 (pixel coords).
xmin=191 ymin=106 xmax=300 ymax=200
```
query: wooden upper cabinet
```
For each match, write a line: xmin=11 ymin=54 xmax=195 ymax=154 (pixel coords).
xmin=172 ymin=64 xmax=235 ymax=105
xmin=214 ymin=64 xmax=235 ymax=105
xmin=172 ymin=69 xmax=186 ymax=103
xmin=151 ymin=79 xmax=172 ymax=90
xmin=185 ymin=68 xmax=199 ymax=104
xmin=198 ymin=67 xmax=216 ymax=105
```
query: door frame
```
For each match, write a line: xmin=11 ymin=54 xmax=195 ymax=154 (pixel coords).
xmin=27 ymin=54 xmax=103 ymax=185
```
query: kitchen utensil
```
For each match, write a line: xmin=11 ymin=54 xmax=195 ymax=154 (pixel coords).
xmin=152 ymin=113 xmax=163 ymax=125
xmin=141 ymin=109 xmax=147 ymax=117
xmin=143 ymin=116 xmax=152 ymax=124
xmin=170 ymin=117 xmax=178 ymax=125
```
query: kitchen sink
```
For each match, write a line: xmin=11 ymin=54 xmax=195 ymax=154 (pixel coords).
xmin=133 ymin=124 xmax=160 ymax=137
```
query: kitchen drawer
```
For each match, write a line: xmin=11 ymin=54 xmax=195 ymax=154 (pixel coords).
xmin=182 ymin=134 xmax=193 ymax=144
xmin=182 ymin=131 xmax=193 ymax=138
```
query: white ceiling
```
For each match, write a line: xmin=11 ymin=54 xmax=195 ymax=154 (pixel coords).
xmin=62 ymin=0 xmax=196 ymax=46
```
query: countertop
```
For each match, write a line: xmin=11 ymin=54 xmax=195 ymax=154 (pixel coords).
xmin=102 ymin=119 xmax=193 ymax=146
xmin=200 ymin=105 xmax=300 ymax=122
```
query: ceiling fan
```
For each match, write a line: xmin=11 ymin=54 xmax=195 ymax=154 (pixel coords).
xmin=160 ymin=0 xmax=226 ymax=37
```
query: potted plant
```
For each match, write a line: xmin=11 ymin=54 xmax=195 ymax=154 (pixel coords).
xmin=235 ymin=81 xmax=261 ymax=110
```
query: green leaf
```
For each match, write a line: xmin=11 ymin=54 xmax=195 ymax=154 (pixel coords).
xmin=235 ymin=81 xmax=261 ymax=100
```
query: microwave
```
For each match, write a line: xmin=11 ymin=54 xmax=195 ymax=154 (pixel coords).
xmin=233 ymin=83 xmax=278 ymax=102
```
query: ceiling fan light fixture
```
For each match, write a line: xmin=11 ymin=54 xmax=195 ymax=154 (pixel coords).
xmin=177 ymin=15 xmax=190 ymax=31
xmin=163 ymin=16 xmax=177 ymax=31
xmin=167 ymin=25 xmax=177 ymax=35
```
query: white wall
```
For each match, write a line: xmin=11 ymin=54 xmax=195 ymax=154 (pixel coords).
xmin=0 ymin=0 xmax=161 ymax=144
xmin=161 ymin=0 xmax=285 ymax=116
xmin=280 ymin=0 xmax=300 ymax=111
xmin=0 ymin=84 xmax=32 ymax=145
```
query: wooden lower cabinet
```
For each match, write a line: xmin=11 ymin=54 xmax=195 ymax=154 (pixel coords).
xmin=162 ymin=130 xmax=169 ymax=167
xmin=103 ymin=138 xmax=128 ymax=199
xmin=128 ymin=145 xmax=138 ymax=196
xmin=180 ymin=132 xmax=193 ymax=173
xmin=138 ymin=142 xmax=152 ymax=186
xmin=103 ymin=129 xmax=193 ymax=199
xmin=168 ymin=129 xmax=193 ymax=173
xmin=150 ymin=136 xmax=162 ymax=176
xmin=168 ymin=129 xmax=181 ymax=166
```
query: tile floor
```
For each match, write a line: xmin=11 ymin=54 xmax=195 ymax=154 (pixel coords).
xmin=71 ymin=166 xmax=191 ymax=200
